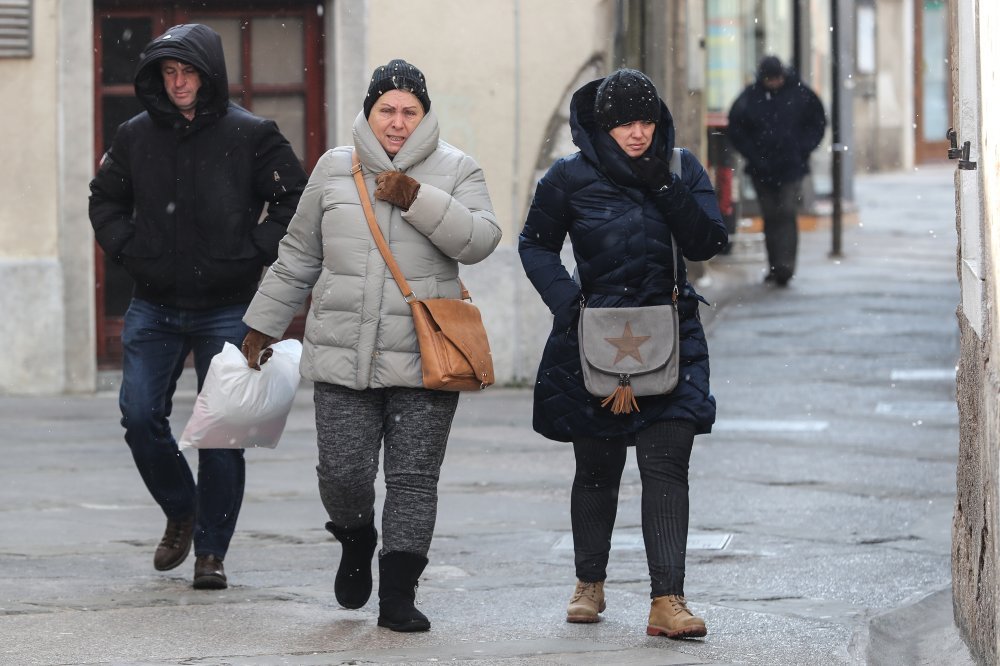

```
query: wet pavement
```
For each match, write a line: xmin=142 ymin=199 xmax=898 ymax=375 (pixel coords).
xmin=0 ymin=164 xmax=975 ymax=665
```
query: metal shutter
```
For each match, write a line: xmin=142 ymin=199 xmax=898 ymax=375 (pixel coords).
xmin=0 ymin=0 xmax=31 ymax=58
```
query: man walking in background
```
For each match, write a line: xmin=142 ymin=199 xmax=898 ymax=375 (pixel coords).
xmin=89 ymin=24 xmax=307 ymax=589
xmin=727 ymin=55 xmax=826 ymax=287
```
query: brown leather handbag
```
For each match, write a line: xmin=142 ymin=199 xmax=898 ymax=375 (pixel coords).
xmin=351 ymin=152 xmax=495 ymax=391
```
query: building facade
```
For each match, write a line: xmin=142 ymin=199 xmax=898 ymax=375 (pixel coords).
xmin=951 ymin=0 xmax=1000 ymax=661
xmin=0 ymin=0 xmax=937 ymax=395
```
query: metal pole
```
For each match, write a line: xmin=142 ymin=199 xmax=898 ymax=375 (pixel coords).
xmin=793 ymin=0 xmax=803 ymax=74
xmin=614 ymin=0 xmax=627 ymax=67
xmin=830 ymin=0 xmax=843 ymax=257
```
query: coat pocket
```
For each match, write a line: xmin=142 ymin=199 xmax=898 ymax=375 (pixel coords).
xmin=205 ymin=211 xmax=261 ymax=261
xmin=120 ymin=232 xmax=161 ymax=259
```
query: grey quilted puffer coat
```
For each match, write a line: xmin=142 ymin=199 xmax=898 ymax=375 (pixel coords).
xmin=243 ymin=110 xmax=501 ymax=389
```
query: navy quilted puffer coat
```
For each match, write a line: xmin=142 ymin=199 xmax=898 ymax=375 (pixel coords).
xmin=518 ymin=79 xmax=728 ymax=442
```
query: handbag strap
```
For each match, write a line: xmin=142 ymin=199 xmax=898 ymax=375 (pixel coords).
xmin=667 ymin=147 xmax=682 ymax=303
xmin=352 ymin=151 xmax=416 ymax=302
xmin=668 ymin=238 xmax=679 ymax=303
xmin=351 ymin=150 xmax=471 ymax=302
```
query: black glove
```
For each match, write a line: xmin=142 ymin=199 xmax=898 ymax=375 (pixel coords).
xmin=629 ymin=155 xmax=674 ymax=191
xmin=553 ymin=300 xmax=581 ymax=333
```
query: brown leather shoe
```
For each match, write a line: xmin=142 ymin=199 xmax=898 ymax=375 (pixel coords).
xmin=153 ymin=515 xmax=194 ymax=571
xmin=566 ymin=580 xmax=606 ymax=623
xmin=646 ymin=594 xmax=707 ymax=638
xmin=192 ymin=554 xmax=228 ymax=590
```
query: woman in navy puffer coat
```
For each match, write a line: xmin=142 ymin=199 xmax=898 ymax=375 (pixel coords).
xmin=518 ymin=69 xmax=727 ymax=639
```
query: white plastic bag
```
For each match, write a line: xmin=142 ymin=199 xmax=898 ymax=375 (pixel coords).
xmin=179 ymin=339 xmax=302 ymax=450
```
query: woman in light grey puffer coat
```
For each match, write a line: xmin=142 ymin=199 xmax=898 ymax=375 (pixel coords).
xmin=241 ymin=60 xmax=500 ymax=632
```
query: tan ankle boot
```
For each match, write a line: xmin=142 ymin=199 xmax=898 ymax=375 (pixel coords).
xmin=566 ymin=580 xmax=606 ymax=623
xmin=646 ymin=594 xmax=707 ymax=638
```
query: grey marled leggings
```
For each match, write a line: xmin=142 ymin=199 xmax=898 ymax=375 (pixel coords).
xmin=313 ymin=382 xmax=459 ymax=556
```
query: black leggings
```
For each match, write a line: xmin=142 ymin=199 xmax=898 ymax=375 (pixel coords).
xmin=571 ymin=420 xmax=696 ymax=598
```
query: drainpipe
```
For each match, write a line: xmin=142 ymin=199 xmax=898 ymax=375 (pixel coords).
xmin=830 ymin=0 xmax=843 ymax=257
xmin=614 ymin=0 xmax=627 ymax=67
xmin=793 ymin=0 xmax=803 ymax=73
xmin=512 ymin=0 xmax=524 ymax=381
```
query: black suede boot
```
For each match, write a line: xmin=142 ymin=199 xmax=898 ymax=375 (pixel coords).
xmin=325 ymin=518 xmax=378 ymax=609
xmin=377 ymin=551 xmax=430 ymax=632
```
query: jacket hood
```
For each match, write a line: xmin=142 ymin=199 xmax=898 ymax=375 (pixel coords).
xmin=569 ymin=78 xmax=675 ymax=180
xmin=754 ymin=65 xmax=803 ymax=89
xmin=353 ymin=109 xmax=441 ymax=173
xmin=134 ymin=24 xmax=229 ymax=125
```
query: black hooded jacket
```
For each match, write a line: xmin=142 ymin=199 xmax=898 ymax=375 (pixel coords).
xmin=89 ymin=24 xmax=308 ymax=309
xmin=726 ymin=68 xmax=826 ymax=187
xmin=518 ymin=79 xmax=728 ymax=442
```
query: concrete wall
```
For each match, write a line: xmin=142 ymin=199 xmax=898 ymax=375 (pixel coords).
xmin=952 ymin=1 xmax=1000 ymax=662
xmin=0 ymin=0 xmax=94 ymax=394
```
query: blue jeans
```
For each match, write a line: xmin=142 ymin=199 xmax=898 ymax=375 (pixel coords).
xmin=119 ymin=298 xmax=249 ymax=558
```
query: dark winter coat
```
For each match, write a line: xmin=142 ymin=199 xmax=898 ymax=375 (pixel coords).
xmin=726 ymin=70 xmax=826 ymax=187
xmin=518 ymin=79 xmax=728 ymax=443
xmin=89 ymin=23 xmax=308 ymax=310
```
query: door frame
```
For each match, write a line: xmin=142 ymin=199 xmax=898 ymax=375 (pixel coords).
xmin=914 ymin=0 xmax=952 ymax=163
xmin=92 ymin=1 xmax=324 ymax=365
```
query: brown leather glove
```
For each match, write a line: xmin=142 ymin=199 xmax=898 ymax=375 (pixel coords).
xmin=374 ymin=171 xmax=420 ymax=211
xmin=241 ymin=328 xmax=277 ymax=370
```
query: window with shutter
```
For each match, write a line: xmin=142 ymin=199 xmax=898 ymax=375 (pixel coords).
xmin=0 ymin=0 xmax=31 ymax=58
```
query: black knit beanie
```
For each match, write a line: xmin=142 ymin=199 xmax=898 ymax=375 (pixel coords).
xmin=757 ymin=55 xmax=785 ymax=79
xmin=593 ymin=68 xmax=660 ymax=131
xmin=363 ymin=59 xmax=431 ymax=118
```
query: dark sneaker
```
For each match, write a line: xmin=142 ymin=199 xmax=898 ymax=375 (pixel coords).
xmin=764 ymin=273 xmax=791 ymax=287
xmin=153 ymin=515 xmax=194 ymax=571
xmin=193 ymin=554 xmax=228 ymax=590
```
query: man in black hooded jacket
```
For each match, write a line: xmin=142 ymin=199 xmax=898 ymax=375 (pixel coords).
xmin=727 ymin=55 xmax=826 ymax=286
xmin=89 ymin=24 xmax=307 ymax=589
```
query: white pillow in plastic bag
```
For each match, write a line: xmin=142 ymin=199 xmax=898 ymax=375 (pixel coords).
xmin=179 ymin=339 xmax=302 ymax=449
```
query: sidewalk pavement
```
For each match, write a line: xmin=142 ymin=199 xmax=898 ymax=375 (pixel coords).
xmin=0 ymin=165 xmax=975 ymax=665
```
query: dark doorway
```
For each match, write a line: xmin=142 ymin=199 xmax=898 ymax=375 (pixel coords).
xmin=93 ymin=1 xmax=324 ymax=365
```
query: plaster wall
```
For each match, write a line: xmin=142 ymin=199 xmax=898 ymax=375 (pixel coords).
xmin=0 ymin=0 xmax=67 ymax=393
xmin=0 ymin=0 xmax=95 ymax=395
xmin=0 ymin=0 xmax=58 ymax=259
xmin=953 ymin=1 xmax=1000 ymax=661
xmin=366 ymin=0 xmax=606 ymax=241
xmin=363 ymin=0 xmax=609 ymax=383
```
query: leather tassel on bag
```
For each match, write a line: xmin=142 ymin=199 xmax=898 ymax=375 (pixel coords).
xmin=600 ymin=374 xmax=640 ymax=415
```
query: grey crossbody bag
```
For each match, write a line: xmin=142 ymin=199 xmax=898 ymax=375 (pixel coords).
xmin=578 ymin=148 xmax=683 ymax=415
